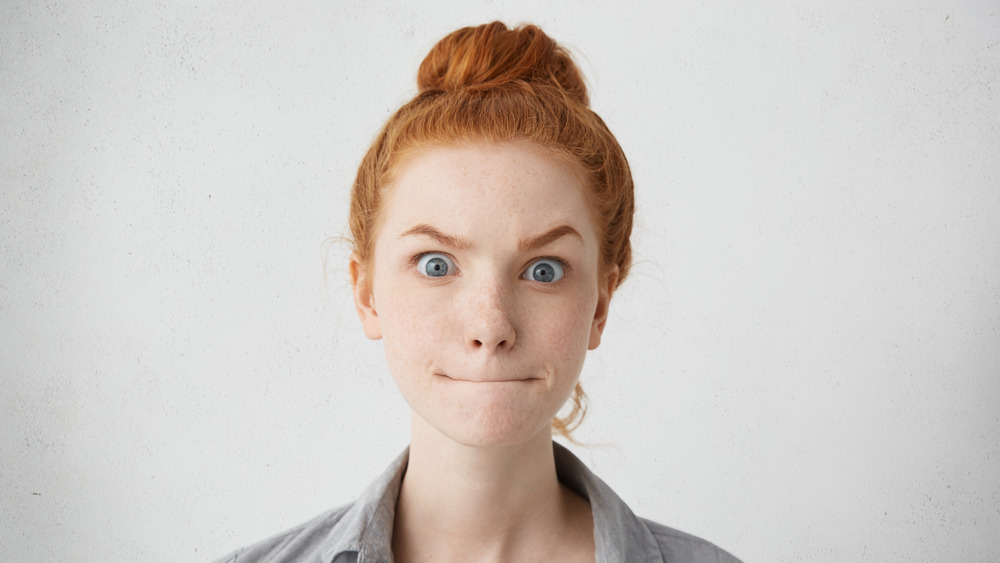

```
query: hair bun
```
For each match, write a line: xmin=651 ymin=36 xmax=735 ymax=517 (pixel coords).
xmin=417 ymin=21 xmax=589 ymax=107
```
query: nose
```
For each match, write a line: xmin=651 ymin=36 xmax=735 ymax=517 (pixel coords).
xmin=464 ymin=278 xmax=516 ymax=353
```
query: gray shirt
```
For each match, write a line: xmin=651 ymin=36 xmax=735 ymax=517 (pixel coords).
xmin=213 ymin=442 xmax=742 ymax=563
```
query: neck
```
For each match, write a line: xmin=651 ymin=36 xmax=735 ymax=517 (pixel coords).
xmin=392 ymin=412 xmax=593 ymax=562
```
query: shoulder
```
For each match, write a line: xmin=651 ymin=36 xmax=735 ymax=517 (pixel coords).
xmin=213 ymin=448 xmax=409 ymax=563
xmin=211 ymin=503 xmax=354 ymax=563
xmin=640 ymin=517 xmax=743 ymax=563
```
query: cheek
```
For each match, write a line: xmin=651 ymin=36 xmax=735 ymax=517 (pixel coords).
xmin=376 ymin=286 xmax=452 ymax=369
xmin=527 ymin=290 xmax=597 ymax=365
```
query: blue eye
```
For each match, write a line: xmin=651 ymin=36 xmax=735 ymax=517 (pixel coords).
xmin=416 ymin=253 xmax=455 ymax=277
xmin=525 ymin=259 xmax=564 ymax=283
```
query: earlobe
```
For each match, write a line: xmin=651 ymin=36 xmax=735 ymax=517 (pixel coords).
xmin=588 ymin=265 xmax=619 ymax=350
xmin=350 ymin=253 xmax=383 ymax=340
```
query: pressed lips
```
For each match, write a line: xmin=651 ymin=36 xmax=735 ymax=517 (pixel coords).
xmin=435 ymin=372 xmax=541 ymax=383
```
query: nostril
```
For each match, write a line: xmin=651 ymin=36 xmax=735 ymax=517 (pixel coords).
xmin=466 ymin=309 xmax=515 ymax=351
xmin=472 ymin=338 xmax=509 ymax=349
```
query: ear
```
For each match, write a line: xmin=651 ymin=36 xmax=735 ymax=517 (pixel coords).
xmin=588 ymin=265 xmax=618 ymax=350
xmin=350 ymin=253 xmax=383 ymax=340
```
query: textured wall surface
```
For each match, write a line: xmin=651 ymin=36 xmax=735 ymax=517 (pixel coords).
xmin=2 ymin=2 xmax=998 ymax=562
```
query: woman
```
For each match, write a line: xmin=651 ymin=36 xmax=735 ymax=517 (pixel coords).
xmin=216 ymin=22 xmax=740 ymax=563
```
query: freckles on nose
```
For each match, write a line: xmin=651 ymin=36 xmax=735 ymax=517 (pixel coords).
xmin=464 ymin=286 xmax=516 ymax=351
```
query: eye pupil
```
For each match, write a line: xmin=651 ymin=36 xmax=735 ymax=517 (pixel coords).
xmin=532 ymin=262 xmax=555 ymax=282
xmin=425 ymin=257 xmax=448 ymax=277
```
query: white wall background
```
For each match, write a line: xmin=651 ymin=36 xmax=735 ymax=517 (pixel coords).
xmin=2 ymin=1 xmax=998 ymax=561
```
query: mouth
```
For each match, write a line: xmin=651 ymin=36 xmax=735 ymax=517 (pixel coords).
xmin=436 ymin=373 xmax=541 ymax=383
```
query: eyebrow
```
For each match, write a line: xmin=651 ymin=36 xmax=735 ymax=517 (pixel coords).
xmin=398 ymin=224 xmax=584 ymax=252
xmin=398 ymin=224 xmax=472 ymax=249
xmin=517 ymin=225 xmax=584 ymax=252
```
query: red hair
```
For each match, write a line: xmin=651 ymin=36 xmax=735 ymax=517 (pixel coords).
xmin=349 ymin=22 xmax=634 ymax=438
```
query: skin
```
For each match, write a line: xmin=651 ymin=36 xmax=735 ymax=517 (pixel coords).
xmin=350 ymin=141 xmax=617 ymax=562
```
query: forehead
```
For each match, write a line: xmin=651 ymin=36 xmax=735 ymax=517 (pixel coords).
xmin=379 ymin=142 xmax=596 ymax=241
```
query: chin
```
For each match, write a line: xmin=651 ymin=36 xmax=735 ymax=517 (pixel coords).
xmin=401 ymin=375 xmax=575 ymax=448
xmin=432 ymin=405 xmax=554 ymax=448
xmin=445 ymin=425 xmax=550 ymax=449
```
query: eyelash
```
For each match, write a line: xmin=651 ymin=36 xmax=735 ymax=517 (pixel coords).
xmin=523 ymin=256 xmax=571 ymax=281
xmin=410 ymin=251 xmax=454 ymax=268
xmin=409 ymin=253 xmax=571 ymax=280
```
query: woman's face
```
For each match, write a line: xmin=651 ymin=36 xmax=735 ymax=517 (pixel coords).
xmin=351 ymin=142 xmax=615 ymax=447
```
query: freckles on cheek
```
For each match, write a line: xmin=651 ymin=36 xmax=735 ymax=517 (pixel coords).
xmin=535 ymin=298 xmax=595 ymax=362
xmin=379 ymin=291 xmax=450 ymax=374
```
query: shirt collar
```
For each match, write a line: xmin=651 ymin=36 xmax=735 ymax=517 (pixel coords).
xmin=320 ymin=447 xmax=408 ymax=563
xmin=553 ymin=442 xmax=665 ymax=563
xmin=319 ymin=442 xmax=663 ymax=563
